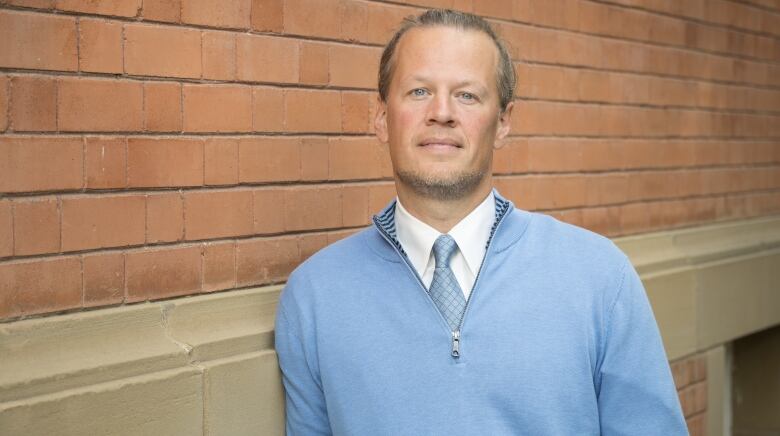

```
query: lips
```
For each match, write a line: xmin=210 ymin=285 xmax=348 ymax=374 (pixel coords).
xmin=419 ymin=138 xmax=462 ymax=148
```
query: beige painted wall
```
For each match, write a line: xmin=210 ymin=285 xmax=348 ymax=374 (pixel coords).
xmin=2 ymin=215 xmax=779 ymax=435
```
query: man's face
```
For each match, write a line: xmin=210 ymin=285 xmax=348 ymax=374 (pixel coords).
xmin=375 ymin=26 xmax=513 ymax=201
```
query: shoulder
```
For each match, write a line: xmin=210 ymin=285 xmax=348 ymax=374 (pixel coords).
xmin=508 ymin=209 xmax=626 ymax=263
xmin=279 ymin=226 xmax=378 ymax=307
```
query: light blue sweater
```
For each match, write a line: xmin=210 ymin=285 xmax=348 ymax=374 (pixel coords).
xmin=275 ymin=193 xmax=687 ymax=435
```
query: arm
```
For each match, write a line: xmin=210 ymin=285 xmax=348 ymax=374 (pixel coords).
xmin=274 ymin=279 xmax=332 ymax=436
xmin=596 ymin=259 xmax=688 ymax=435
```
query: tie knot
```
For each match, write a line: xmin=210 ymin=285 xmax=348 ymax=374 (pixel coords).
xmin=432 ymin=234 xmax=458 ymax=268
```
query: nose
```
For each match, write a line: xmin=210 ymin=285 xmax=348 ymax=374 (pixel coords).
xmin=426 ymin=94 xmax=457 ymax=127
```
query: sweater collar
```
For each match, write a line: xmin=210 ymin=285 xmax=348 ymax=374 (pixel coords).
xmin=371 ymin=189 xmax=517 ymax=261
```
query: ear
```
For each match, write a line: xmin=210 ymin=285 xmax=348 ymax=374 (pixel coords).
xmin=493 ymin=101 xmax=514 ymax=149
xmin=374 ymin=95 xmax=389 ymax=144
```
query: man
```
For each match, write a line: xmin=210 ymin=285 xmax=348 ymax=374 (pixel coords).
xmin=275 ymin=9 xmax=686 ymax=435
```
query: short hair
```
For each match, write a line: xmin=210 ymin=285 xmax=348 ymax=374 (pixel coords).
xmin=377 ymin=9 xmax=516 ymax=112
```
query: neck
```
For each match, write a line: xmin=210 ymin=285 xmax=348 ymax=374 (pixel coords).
xmin=395 ymin=179 xmax=493 ymax=233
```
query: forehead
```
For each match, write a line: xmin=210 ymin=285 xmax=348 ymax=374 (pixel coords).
xmin=392 ymin=26 xmax=499 ymax=89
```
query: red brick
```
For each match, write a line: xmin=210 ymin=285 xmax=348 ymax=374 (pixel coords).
xmin=127 ymin=138 xmax=204 ymax=187
xmin=239 ymin=137 xmax=300 ymax=183
xmin=236 ymin=236 xmax=298 ymax=286
xmin=10 ymin=75 xmax=57 ymax=131
xmin=250 ymin=0 xmax=283 ymax=32
xmin=342 ymin=91 xmax=370 ymax=133
xmin=329 ymin=44 xmax=379 ymax=88
xmin=329 ymin=138 xmax=390 ymax=181
xmin=686 ymin=412 xmax=705 ymax=436
xmin=342 ymin=185 xmax=369 ymax=227
xmin=516 ymin=63 xmax=580 ymax=101
xmin=252 ymin=87 xmax=285 ymax=132
xmin=78 ymin=18 xmax=123 ymax=74
xmin=581 ymin=206 xmax=621 ymax=236
xmin=83 ymin=252 xmax=124 ymax=307
xmin=202 ymin=31 xmax=236 ymax=81
xmin=144 ymin=81 xmax=182 ymax=132
xmin=284 ymin=186 xmax=342 ymax=231
xmin=527 ymin=138 xmax=583 ymax=173
xmin=142 ymin=0 xmax=181 ymax=22
xmin=285 ymin=89 xmax=341 ymax=133
xmin=236 ymin=34 xmax=299 ymax=83
xmin=0 ymin=256 xmax=81 ymax=319
xmin=5 ymin=0 xmax=55 ymax=8
xmin=0 ymin=10 xmax=77 ymax=71
xmin=0 ymin=136 xmax=83 ymax=193
xmin=203 ymin=242 xmax=236 ymax=292
xmin=299 ymin=42 xmax=329 ymax=85
xmin=183 ymin=84 xmax=252 ymax=132
xmin=126 ymin=246 xmax=201 ymax=302
xmin=502 ymin=139 xmax=530 ymax=173
xmin=300 ymin=137 xmax=329 ymax=181
xmin=58 ymin=78 xmax=143 ymax=132
xmin=365 ymin=3 xmax=413 ymax=45
xmin=181 ymin=0 xmax=250 ymax=28
xmin=13 ymin=197 xmax=60 ymax=256
xmin=205 ymin=138 xmax=239 ymax=186
xmin=551 ymin=175 xmax=587 ymax=209
xmin=124 ymin=24 xmax=201 ymax=79
xmin=618 ymin=202 xmax=651 ymax=235
xmin=298 ymin=233 xmax=328 ymax=262
xmin=368 ymin=183 xmax=396 ymax=213
xmin=662 ymin=198 xmax=693 ymax=227
xmin=284 ymin=0 xmax=341 ymax=39
xmin=549 ymin=209 xmax=584 ymax=228
xmin=253 ymin=188 xmax=286 ymax=234
xmin=474 ymin=0 xmax=511 ymax=17
xmin=586 ymin=174 xmax=629 ymax=206
xmin=578 ymin=70 xmax=615 ymax=103
xmin=0 ymin=76 xmax=7 ymax=132
xmin=61 ymin=195 xmax=145 ymax=251
xmin=340 ymin=1 xmax=368 ymax=42
xmin=184 ymin=190 xmax=253 ymax=240
xmin=493 ymin=145 xmax=513 ymax=174
xmin=536 ymin=0 xmax=579 ymax=29
xmin=0 ymin=200 xmax=12 ymax=258
xmin=56 ymin=0 xmax=141 ymax=17
xmin=452 ymin=0 xmax=473 ymax=12
xmin=85 ymin=137 xmax=127 ymax=189
xmin=146 ymin=192 xmax=183 ymax=243
xmin=328 ymin=228 xmax=358 ymax=245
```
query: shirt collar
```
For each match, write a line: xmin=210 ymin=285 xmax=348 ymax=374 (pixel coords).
xmin=394 ymin=191 xmax=496 ymax=276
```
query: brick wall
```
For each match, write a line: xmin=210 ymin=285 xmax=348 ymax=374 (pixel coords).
xmin=1 ymin=0 xmax=779 ymax=323
xmin=672 ymin=353 xmax=709 ymax=435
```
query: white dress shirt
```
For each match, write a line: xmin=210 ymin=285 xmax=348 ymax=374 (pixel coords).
xmin=394 ymin=191 xmax=496 ymax=300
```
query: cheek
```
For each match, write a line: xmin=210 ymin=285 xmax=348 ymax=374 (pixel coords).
xmin=463 ymin=114 xmax=500 ymax=144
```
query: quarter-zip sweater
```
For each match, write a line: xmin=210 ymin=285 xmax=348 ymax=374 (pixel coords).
xmin=275 ymin=193 xmax=687 ymax=436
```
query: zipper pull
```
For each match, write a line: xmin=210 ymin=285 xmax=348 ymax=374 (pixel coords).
xmin=451 ymin=330 xmax=460 ymax=358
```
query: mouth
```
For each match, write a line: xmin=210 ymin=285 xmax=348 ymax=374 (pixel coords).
xmin=418 ymin=138 xmax=462 ymax=149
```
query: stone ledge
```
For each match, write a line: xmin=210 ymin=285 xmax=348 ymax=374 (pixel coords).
xmin=617 ymin=215 xmax=780 ymax=276
xmin=0 ymin=286 xmax=281 ymax=404
xmin=616 ymin=215 xmax=780 ymax=360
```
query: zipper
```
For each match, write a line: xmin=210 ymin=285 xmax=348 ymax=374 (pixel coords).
xmin=372 ymin=200 xmax=512 ymax=360
xmin=448 ymin=204 xmax=510 ymax=358
xmin=451 ymin=330 xmax=460 ymax=357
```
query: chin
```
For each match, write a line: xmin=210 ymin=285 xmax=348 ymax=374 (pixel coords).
xmin=396 ymin=169 xmax=487 ymax=201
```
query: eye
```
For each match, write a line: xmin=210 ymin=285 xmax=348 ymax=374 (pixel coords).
xmin=410 ymin=88 xmax=429 ymax=98
xmin=458 ymin=92 xmax=478 ymax=103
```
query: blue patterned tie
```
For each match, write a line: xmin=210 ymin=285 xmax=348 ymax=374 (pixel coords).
xmin=429 ymin=235 xmax=466 ymax=331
